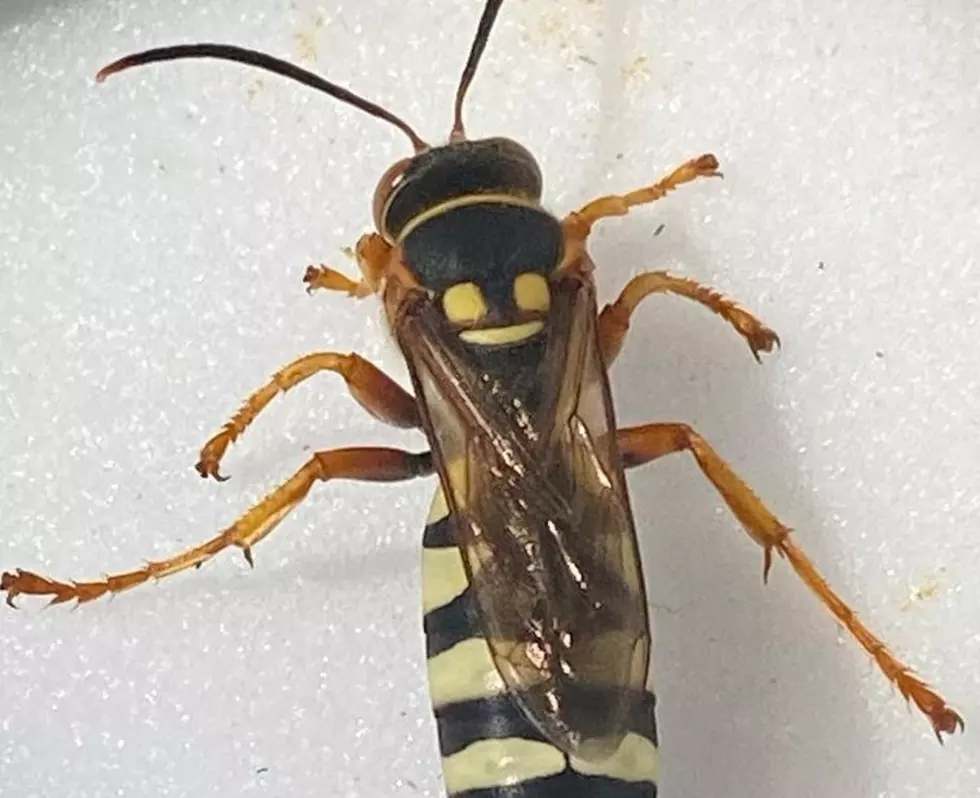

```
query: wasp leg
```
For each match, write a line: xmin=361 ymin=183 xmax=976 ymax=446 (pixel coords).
xmin=304 ymin=233 xmax=392 ymax=298
xmin=598 ymin=271 xmax=780 ymax=364
xmin=566 ymin=154 xmax=722 ymax=235
xmin=303 ymin=264 xmax=374 ymax=297
xmin=1 ymin=447 xmax=432 ymax=607
xmin=617 ymin=422 xmax=965 ymax=741
xmin=196 ymin=351 xmax=420 ymax=481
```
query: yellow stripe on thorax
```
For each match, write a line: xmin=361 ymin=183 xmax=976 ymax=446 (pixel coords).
xmin=459 ymin=320 xmax=545 ymax=345
xmin=396 ymin=193 xmax=543 ymax=243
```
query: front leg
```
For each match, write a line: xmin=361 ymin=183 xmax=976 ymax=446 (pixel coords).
xmin=564 ymin=153 xmax=721 ymax=237
xmin=304 ymin=232 xmax=392 ymax=298
xmin=616 ymin=421 xmax=964 ymax=741
xmin=598 ymin=270 xmax=780 ymax=364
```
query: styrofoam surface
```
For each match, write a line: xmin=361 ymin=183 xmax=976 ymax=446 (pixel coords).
xmin=2 ymin=1 xmax=978 ymax=796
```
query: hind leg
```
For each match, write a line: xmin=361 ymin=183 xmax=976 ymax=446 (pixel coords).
xmin=617 ymin=421 xmax=963 ymax=741
xmin=2 ymin=447 xmax=432 ymax=607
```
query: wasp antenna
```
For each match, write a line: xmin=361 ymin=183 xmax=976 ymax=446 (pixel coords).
xmin=450 ymin=0 xmax=505 ymax=141
xmin=96 ymin=43 xmax=430 ymax=153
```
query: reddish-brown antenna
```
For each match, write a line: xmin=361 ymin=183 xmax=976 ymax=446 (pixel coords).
xmin=450 ymin=0 xmax=505 ymax=141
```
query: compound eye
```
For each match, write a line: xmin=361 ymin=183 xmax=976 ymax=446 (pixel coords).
xmin=372 ymin=157 xmax=412 ymax=236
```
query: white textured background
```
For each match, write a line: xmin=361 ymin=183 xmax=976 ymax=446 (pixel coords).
xmin=2 ymin=1 xmax=978 ymax=796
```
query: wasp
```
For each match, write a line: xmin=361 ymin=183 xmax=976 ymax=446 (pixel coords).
xmin=2 ymin=1 xmax=963 ymax=795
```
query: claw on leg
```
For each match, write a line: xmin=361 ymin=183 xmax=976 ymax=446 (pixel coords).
xmin=303 ymin=264 xmax=373 ymax=298
xmin=777 ymin=536 xmax=964 ymax=741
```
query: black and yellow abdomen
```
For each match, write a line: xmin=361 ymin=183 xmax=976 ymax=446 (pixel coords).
xmin=421 ymin=490 xmax=661 ymax=798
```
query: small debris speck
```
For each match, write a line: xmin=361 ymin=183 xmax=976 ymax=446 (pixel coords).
xmin=621 ymin=54 xmax=650 ymax=84
xmin=901 ymin=567 xmax=946 ymax=610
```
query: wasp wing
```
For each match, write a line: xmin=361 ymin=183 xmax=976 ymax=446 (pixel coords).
xmin=397 ymin=274 xmax=650 ymax=760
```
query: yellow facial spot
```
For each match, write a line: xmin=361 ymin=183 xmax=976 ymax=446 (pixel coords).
xmin=513 ymin=272 xmax=551 ymax=313
xmin=442 ymin=282 xmax=488 ymax=324
xmin=459 ymin=321 xmax=545 ymax=345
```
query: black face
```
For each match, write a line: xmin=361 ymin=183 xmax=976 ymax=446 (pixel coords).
xmin=381 ymin=137 xmax=543 ymax=240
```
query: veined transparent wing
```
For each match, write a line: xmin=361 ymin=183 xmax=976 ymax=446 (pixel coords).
xmin=397 ymin=274 xmax=650 ymax=759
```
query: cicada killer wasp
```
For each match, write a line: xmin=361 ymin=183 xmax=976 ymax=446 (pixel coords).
xmin=2 ymin=1 xmax=963 ymax=795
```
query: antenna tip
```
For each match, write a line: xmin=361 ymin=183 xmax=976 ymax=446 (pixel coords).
xmin=95 ymin=57 xmax=130 ymax=83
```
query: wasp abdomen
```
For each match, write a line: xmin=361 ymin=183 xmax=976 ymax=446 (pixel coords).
xmin=422 ymin=493 xmax=660 ymax=798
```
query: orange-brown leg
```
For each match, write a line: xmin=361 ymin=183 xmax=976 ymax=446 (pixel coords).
xmin=304 ymin=233 xmax=392 ymax=298
xmin=196 ymin=351 xmax=420 ymax=481
xmin=618 ymin=421 xmax=964 ymax=741
xmin=598 ymin=270 xmax=781 ymax=364
xmin=302 ymin=264 xmax=374 ymax=297
xmin=565 ymin=154 xmax=722 ymax=236
xmin=1 ymin=447 xmax=432 ymax=607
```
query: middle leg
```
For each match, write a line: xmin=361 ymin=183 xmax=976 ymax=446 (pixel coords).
xmin=197 ymin=351 xmax=420 ymax=481
xmin=616 ymin=421 xmax=964 ymax=740
xmin=598 ymin=270 xmax=780 ymax=364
